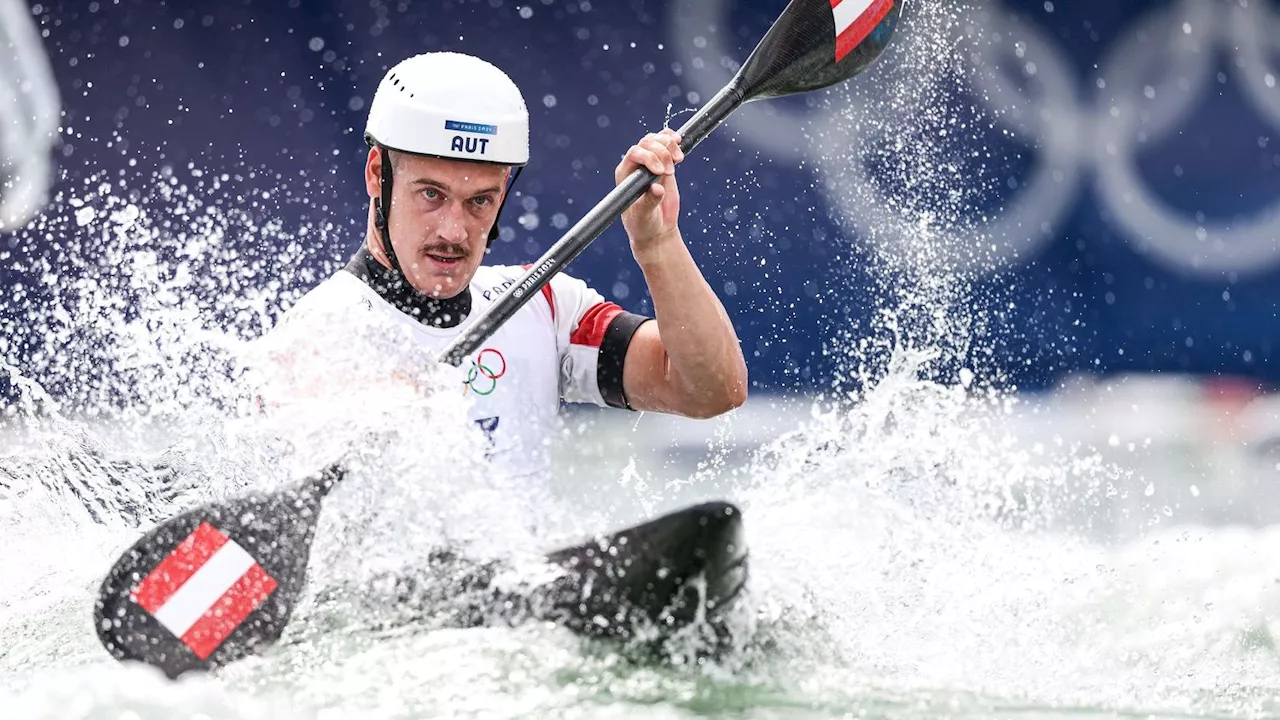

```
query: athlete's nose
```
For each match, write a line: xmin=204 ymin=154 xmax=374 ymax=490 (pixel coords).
xmin=436 ymin=200 xmax=470 ymax=245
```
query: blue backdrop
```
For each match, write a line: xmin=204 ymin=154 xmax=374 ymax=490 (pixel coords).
xmin=1 ymin=0 xmax=1277 ymax=400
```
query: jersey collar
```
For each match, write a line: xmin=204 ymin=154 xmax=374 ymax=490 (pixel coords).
xmin=343 ymin=247 xmax=472 ymax=329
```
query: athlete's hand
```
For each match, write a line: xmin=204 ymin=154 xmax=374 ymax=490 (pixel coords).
xmin=617 ymin=128 xmax=684 ymax=254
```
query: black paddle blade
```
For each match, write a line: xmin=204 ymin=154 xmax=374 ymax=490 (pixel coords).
xmin=538 ymin=501 xmax=748 ymax=650
xmin=94 ymin=465 xmax=342 ymax=678
xmin=737 ymin=0 xmax=901 ymax=101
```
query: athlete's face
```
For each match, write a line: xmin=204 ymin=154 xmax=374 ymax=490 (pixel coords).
xmin=366 ymin=147 xmax=510 ymax=299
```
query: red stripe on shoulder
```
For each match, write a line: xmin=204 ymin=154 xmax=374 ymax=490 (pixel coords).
xmin=519 ymin=265 xmax=556 ymax=320
xmin=570 ymin=302 xmax=624 ymax=348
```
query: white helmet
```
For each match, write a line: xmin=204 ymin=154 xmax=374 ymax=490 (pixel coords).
xmin=365 ymin=52 xmax=529 ymax=166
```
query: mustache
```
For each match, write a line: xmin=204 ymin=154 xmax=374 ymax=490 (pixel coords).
xmin=420 ymin=243 xmax=470 ymax=257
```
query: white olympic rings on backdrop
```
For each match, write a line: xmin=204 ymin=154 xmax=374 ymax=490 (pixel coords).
xmin=670 ymin=0 xmax=1280 ymax=278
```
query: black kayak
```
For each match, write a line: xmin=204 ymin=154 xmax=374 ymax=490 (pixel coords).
xmin=544 ymin=499 xmax=749 ymax=648
xmin=380 ymin=500 xmax=751 ymax=655
xmin=95 ymin=463 xmax=749 ymax=678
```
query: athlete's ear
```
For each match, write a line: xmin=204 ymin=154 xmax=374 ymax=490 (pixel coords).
xmin=364 ymin=146 xmax=383 ymax=199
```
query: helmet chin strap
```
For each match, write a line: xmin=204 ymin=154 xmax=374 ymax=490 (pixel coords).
xmin=488 ymin=165 xmax=523 ymax=247
xmin=374 ymin=146 xmax=403 ymax=275
xmin=373 ymin=146 xmax=523 ymax=279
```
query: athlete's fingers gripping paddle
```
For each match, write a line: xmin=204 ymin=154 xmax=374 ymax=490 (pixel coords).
xmin=439 ymin=0 xmax=902 ymax=365
xmin=94 ymin=466 xmax=343 ymax=678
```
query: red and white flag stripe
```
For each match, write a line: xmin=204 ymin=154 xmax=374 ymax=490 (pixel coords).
xmin=831 ymin=0 xmax=895 ymax=63
xmin=131 ymin=522 xmax=279 ymax=660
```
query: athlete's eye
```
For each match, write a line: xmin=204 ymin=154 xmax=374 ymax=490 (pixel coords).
xmin=472 ymin=195 xmax=492 ymax=207
xmin=422 ymin=188 xmax=440 ymax=200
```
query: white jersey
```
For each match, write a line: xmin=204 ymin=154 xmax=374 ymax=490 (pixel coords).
xmin=246 ymin=249 xmax=649 ymax=489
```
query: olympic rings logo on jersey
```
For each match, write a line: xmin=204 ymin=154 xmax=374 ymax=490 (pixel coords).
xmin=670 ymin=0 xmax=1280 ymax=278
xmin=463 ymin=348 xmax=507 ymax=396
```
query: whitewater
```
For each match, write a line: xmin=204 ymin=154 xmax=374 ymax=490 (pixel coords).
xmin=3 ymin=2 xmax=1280 ymax=718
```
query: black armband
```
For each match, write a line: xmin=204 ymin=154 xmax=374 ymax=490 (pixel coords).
xmin=598 ymin=312 xmax=651 ymax=410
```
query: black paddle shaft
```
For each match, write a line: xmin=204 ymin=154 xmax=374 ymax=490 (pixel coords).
xmin=437 ymin=0 xmax=901 ymax=366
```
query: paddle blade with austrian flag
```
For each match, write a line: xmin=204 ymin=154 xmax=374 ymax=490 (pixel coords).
xmin=732 ymin=0 xmax=900 ymax=103
xmin=94 ymin=465 xmax=343 ymax=678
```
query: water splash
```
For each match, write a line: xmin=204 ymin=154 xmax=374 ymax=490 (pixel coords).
xmin=676 ymin=3 xmax=1280 ymax=717
xmin=1 ymin=4 xmax=1279 ymax=718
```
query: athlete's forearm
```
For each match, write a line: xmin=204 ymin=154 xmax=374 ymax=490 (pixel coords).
xmin=634 ymin=229 xmax=748 ymax=414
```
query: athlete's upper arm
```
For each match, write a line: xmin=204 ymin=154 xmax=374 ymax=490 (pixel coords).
xmin=620 ymin=321 xmax=736 ymax=417
xmin=617 ymin=320 xmax=680 ymax=414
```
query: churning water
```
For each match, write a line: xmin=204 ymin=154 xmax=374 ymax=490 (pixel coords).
xmin=3 ymin=1 xmax=1279 ymax=718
